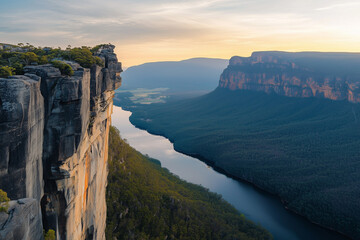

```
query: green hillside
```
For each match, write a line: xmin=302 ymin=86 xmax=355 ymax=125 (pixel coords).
xmin=128 ymin=88 xmax=360 ymax=239
xmin=106 ymin=126 xmax=272 ymax=240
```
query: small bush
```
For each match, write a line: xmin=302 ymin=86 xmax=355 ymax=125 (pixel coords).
xmin=44 ymin=229 xmax=56 ymax=240
xmin=68 ymin=47 xmax=95 ymax=68
xmin=94 ymin=56 xmax=104 ymax=67
xmin=0 ymin=189 xmax=10 ymax=213
xmin=0 ymin=66 xmax=15 ymax=78
xmin=90 ymin=44 xmax=107 ymax=54
xmin=38 ymin=55 xmax=48 ymax=65
xmin=51 ymin=60 xmax=74 ymax=76
xmin=22 ymin=52 xmax=38 ymax=65
xmin=12 ymin=62 xmax=24 ymax=75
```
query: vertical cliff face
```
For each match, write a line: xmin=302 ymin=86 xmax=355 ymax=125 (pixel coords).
xmin=0 ymin=45 xmax=121 ymax=239
xmin=0 ymin=74 xmax=44 ymax=201
xmin=219 ymin=52 xmax=360 ymax=103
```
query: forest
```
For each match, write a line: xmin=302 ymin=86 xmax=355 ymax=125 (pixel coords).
xmin=127 ymin=88 xmax=360 ymax=239
xmin=106 ymin=126 xmax=272 ymax=240
xmin=0 ymin=43 xmax=105 ymax=77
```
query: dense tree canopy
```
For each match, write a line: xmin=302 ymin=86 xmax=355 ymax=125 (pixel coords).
xmin=106 ymin=126 xmax=272 ymax=240
xmin=0 ymin=43 xmax=105 ymax=78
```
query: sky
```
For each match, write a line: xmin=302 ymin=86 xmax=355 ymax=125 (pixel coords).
xmin=1 ymin=0 xmax=360 ymax=67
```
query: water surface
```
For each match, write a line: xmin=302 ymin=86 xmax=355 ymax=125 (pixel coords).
xmin=112 ymin=106 xmax=348 ymax=240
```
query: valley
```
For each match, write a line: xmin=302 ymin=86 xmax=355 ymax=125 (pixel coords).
xmin=2 ymin=0 xmax=360 ymax=238
xmin=106 ymin=123 xmax=272 ymax=240
xmin=111 ymin=106 xmax=350 ymax=240
xmin=125 ymin=88 xmax=360 ymax=239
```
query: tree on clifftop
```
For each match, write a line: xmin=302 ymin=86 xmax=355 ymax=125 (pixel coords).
xmin=22 ymin=52 xmax=38 ymax=65
xmin=0 ymin=66 xmax=15 ymax=78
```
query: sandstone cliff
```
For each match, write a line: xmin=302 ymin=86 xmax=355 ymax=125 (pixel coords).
xmin=0 ymin=45 xmax=121 ymax=239
xmin=219 ymin=51 xmax=360 ymax=103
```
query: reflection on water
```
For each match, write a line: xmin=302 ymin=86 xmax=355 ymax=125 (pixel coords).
xmin=111 ymin=106 xmax=348 ymax=240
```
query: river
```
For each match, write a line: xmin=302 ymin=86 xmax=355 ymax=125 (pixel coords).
xmin=111 ymin=106 xmax=348 ymax=240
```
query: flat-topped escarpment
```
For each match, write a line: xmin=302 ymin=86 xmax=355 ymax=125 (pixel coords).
xmin=0 ymin=44 xmax=122 ymax=240
xmin=219 ymin=51 xmax=360 ymax=103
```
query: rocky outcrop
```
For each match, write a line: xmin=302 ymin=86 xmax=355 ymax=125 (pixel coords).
xmin=219 ymin=51 xmax=360 ymax=103
xmin=0 ymin=199 xmax=43 ymax=240
xmin=0 ymin=45 xmax=122 ymax=239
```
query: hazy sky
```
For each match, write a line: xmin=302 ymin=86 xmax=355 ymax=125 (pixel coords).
xmin=1 ymin=0 xmax=360 ymax=67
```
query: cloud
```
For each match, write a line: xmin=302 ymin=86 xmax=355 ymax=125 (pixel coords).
xmin=1 ymin=0 xmax=360 ymax=66
xmin=316 ymin=2 xmax=360 ymax=11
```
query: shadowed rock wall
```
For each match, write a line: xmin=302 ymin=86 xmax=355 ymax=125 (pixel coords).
xmin=0 ymin=74 xmax=44 ymax=201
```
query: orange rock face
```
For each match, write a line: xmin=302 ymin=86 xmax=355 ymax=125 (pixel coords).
xmin=219 ymin=52 xmax=360 ymax=103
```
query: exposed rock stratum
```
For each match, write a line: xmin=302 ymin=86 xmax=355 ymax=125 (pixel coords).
xmin=219 ymin=51 xmax=360 ymax=103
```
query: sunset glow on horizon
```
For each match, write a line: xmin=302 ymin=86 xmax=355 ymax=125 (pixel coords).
xmin=1 ymin=0 xmax=360 ymax=67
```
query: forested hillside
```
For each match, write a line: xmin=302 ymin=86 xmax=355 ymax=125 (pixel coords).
xmin=106 ymin=126 xmax=272 ymax=240
xmin=129 ymin=88 xmax=360 ymax=239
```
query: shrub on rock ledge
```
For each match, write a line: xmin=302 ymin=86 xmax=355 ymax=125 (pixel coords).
xmin=51 ymin=60 xmax=74 ymax=76
xmin=0 ymin=66 xmax=15 ymax=78
xmin=65 ymin=47 xmax=104 ymax=68
xmin=0 ymin=189 xmax=10 ymax=213
xmin=44 ymin=229 xmax=56 ymax=240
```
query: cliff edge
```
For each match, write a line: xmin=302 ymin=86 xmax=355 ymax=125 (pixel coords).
xmin=0 ymin=44 xmax=122 ymax=239
xmin=219 ymin=51 xmax=360 ymax=103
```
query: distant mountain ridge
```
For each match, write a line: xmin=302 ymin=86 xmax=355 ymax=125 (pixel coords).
xmin=219 ymin=51 xmax=360 ymax=103
xmin=122 ymin=57 xmax=228 ymax=92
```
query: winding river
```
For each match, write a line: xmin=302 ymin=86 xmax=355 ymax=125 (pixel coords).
xmin=111 ymin=106 xmax=348 ymax=240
